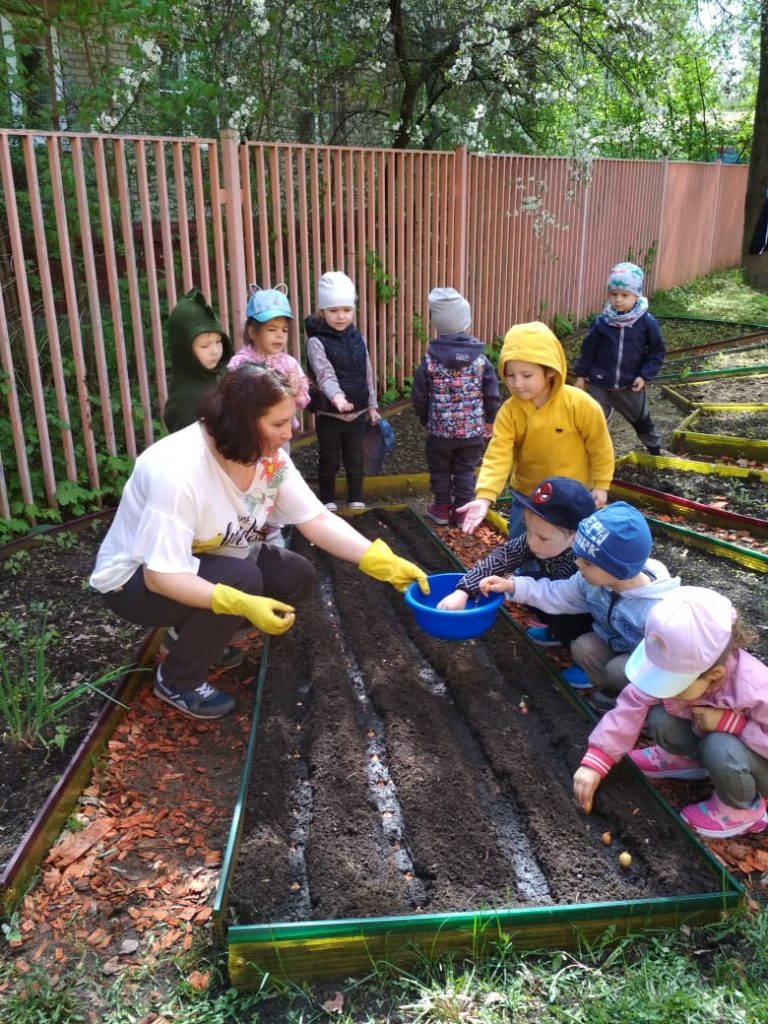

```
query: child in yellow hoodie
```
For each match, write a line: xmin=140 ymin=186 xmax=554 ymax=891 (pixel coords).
xmin=459 ymin=321 xmax=614 ymax=536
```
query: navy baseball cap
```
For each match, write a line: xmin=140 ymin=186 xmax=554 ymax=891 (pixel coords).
xmin=513 ymin=477 xmax=596 ymax=531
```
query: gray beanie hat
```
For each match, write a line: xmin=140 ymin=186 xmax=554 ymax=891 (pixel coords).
xmin=429 ymin=287 xmax=471 ymax=335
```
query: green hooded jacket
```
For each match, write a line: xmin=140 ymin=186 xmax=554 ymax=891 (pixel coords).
xmin=162 ymin=288 xmax=232 ymax=432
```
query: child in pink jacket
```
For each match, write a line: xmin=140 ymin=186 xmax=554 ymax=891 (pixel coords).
xmin=229 ymin=284 xmax=310 ymax=416
xmin=574 ymin=586 xmax=768 ymax=839
xmin=229 ymin=284 xmax=310 ymax=546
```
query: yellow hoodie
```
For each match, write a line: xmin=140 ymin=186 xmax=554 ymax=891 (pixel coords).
xmin=475 ymin=322 xmax=614 ymax=500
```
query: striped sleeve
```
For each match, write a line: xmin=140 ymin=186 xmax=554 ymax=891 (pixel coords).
xmin=458 ymin=535 xmax=530 ymax=597
xmin=716 ymin=709 xmax=746 ymax=735
xmin=580 ymin=746 xmax=615 ymax=778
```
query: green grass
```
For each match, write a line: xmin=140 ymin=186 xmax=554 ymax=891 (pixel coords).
xmin=2 ymin=908 xmax=768 ymax=1022
xmin=652 ymin=269 xmax=768 ymax=325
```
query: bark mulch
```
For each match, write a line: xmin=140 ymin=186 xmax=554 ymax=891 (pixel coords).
xmin=3 ymin=637 xmax=263 ymax=995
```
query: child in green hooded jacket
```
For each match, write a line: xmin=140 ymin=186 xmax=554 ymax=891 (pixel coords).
xmin=163 ymin=288 xmax=233 ymax=433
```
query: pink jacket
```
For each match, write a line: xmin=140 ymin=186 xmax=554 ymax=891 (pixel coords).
xmin=581 ymin=649 xmax=768 ymax=778
xmin=228 ymin=347 xmax=310 ymax=410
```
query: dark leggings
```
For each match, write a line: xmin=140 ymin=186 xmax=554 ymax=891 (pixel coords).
xmin=101 ymin=546 xmax=315 ymax=692
xmin=315 ymin=413 xmax=367 ymax=504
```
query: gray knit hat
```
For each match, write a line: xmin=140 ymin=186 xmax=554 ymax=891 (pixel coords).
xmin=428 ymin=287 xmax=471 ymax=335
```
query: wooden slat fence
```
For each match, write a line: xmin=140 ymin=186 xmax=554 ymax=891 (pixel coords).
xmin=0 ymin=128 xmax=748 ymax=521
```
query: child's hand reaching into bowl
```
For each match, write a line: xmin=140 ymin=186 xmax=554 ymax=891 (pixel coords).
xmin=479 ymin=575 xmax=515 ymax=597
xmin=436 ymin=589 xmax=469 ymax=611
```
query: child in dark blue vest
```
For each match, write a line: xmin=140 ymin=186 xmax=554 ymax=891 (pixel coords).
xmin=412 ymin=288 xmax=500 ymax=527
xmin=305 ymin=272 xmax=380 ymax=511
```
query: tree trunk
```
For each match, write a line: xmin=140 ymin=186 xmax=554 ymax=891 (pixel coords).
xmin=742 ymin=0 xmax=768 ymax=290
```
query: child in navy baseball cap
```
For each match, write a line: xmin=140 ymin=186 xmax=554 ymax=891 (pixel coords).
xmin=438 ymin=476 xmax=596 ymax=679
xmin=480 ymin=501 xmax=680 ymax=701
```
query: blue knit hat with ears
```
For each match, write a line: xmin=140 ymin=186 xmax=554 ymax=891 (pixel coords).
xmin=607 ymin=262 xmax=644 ymax=297
xmin=246 ymin=283 xmax=294 ymax=322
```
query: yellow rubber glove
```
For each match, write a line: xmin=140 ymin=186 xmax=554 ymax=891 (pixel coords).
xmin=211 ymin=584 xmax=296 ymax=636
xmin=359 ymin=538 xmax=430 ymax=594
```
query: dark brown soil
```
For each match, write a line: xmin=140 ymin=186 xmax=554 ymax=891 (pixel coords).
xmin=693 ymin=410 xmax=768 ymax=441
xmin=0 ymin=521 xmax=146 ymax=873
xmin=229 ymin=509 xmax=723 ymax=925
xmin=666 ymin=378 xmax=768 ymax=405
xmin=614 ymin=462 xmax=768 ymax=519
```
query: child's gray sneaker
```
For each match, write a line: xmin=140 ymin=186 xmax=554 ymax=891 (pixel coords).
xmin=153 ymin=667 xmax=235 ymax=719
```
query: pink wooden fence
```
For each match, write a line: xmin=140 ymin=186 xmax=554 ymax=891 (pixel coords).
xmin=0 ymin=128 xmax=748 ymax=520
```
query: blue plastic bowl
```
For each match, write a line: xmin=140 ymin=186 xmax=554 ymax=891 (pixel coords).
xmin=404 ymin=572 xmax=505 ymax=641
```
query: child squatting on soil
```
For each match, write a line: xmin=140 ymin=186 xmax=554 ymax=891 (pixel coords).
xmin=573 ymin=261 xmax=667 ymax=456
xmin=228 ymin=283 xmax=311 ymax=546
xmin=457 ymin=321 xmax=614 ymax=539
xmin=305 ymin=271 xmax=380 ymax=512
xmin=411 ymin=287 xmax=500 ymax=527
xmin=162 ymin=287 xmax=233 ymax=433
xmin=573 ymin=587 xmax=768 ymax=839
xmin=90 ymin=364 xmax=428 ymax=721
xmin=438 ymin=476 xmax=596 ymax=684
xmin=479 ymin=502 xmax=680 ymax=705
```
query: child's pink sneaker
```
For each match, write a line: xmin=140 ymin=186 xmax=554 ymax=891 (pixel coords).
xmin=680 ymin=793 xmax=768 ymax=839
xmin=628 ymin=745 xmax=709 ymax=780
xmin=426 ymin=503 xmax=451 ymax=525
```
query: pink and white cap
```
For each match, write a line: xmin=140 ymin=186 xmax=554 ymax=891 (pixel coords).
xmin=625 ymin=586 xmax=737 ymax=698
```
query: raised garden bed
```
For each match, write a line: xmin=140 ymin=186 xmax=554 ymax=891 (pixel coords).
xmin=672 ymin=408 xmax=768 ymax=461
xmin=661 ymin=343 xmax=768 ymax=378
xmin=694 ymin=409 xmax=768 ymax=441
xmin=0 ymin=519 xmax=148 ymax=887
xmin=662 ymin=376 xmax=768 ymax=409
xmin=612 ymin=454 xmax=768 ymax=523
xmin=220 ymin=508 xmax=740 ymax=987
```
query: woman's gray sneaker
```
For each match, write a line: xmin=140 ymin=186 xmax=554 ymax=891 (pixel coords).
xmin=153 ymin=667 xmax=235 ymax=719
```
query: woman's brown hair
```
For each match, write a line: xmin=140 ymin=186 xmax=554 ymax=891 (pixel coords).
xmin=198 ymin=363 xmax=294 ymax=463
